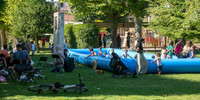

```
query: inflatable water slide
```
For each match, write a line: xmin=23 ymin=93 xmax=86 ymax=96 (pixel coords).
xmin=68 ymin=48 xmax=200 ymax=74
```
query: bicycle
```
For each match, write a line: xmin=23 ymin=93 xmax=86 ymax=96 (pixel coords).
xmin=27 ymin=73 xmax=88 ymax=94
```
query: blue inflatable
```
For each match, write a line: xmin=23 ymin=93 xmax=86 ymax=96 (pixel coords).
xmin=68 ymin=48 xmax=200 ymax=74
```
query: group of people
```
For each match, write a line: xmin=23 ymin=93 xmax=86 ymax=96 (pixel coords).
xmin=160 ymin=39 xmax=197 ymax=59
xmin=86 ymin=38 xmax=148 ymax=76
xmin=0 ymin=43 xmax=33 ymax=80
xmin=151 ymin=39 xmax=198 ymax=75
xmin=0 ymin=35 xmax=47 ymax=81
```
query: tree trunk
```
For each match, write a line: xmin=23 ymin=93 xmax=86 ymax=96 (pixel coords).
xmin=135 ymin=16 xmax=142 ymax=39
xmin=35 ymin=34 xmax=40 ymax=53
xmin=0 ymin=29 xmax=7 ymax=49
xmin=110 ymin=13 xmax=119 ymax=48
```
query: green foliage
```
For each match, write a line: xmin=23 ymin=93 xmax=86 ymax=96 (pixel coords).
xmin=0 ymin=0 xmax=7 ymax=30
xmin=4 ymin=0 xmax=55 ymax=38
xmin=147 ymin=0 xmax=200 ymax=40
xmin=64 ymin=24 xmax=100 ymax=48
xmin=64 ymin=24 xmax=77 ymax=48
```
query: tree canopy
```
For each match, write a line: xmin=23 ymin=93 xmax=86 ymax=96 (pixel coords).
xmin=68 ymin=0 xmax=129 ymax=47
xmin=147 ymin=0 xmax=200 ymax=40
xmin=5 ymin=0 xmax=55 ymax=38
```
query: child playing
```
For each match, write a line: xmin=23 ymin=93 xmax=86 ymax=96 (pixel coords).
xmin=103 ymin=52 xmax=109 ymax=57
xmin=188 ymin=46 xmax=196 ymax=59
xmin=120 ymin=49 xmax=133 ymax=59
xmin=151 ymin=53 xmax=162 ymax=75
xmin=86 ymin=51 xmax=95 ymax=58
xmin=31 ymin=41 xmax=35 ymax=56
xmin=98 ymin=47 xmax=102 ymax=56
xmin=167 ymin=41 xmax=174 ymax=59
xmin=161 ymin=45 xmax=167 ymax=59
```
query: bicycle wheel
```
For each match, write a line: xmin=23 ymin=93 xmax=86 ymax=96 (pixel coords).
xmin=64 ymin=86 xmax=88 ymax=93
xmin=75 ymin=86 xmax=88 ymax=93
xmin=63 ymin=87 xmax=76 ymax=92
xmin=27 ymin=84 xmax=54 ymax=94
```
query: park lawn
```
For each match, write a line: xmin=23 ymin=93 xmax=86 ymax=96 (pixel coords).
xmin=1 ymin=50 xmax=200 ymax=100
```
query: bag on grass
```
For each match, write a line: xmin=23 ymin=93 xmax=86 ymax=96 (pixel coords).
xmin=0 ymin=75 xmax=6 ymax=82
xmin=64 ymin=57 xmax=75 ymax=72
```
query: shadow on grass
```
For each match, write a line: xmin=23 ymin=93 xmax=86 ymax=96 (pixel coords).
xmin=1 ymin=70 xmax=200 ymax=98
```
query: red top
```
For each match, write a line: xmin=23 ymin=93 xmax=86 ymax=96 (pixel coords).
xmin=42 ymin=38 xmax=46 ymax=44
xmin=1 ymin=50 xmax=9 ymax=59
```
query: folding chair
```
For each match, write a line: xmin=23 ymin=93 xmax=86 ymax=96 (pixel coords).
xmin=52 ymin=54 xmax=64 ymax=72
xmin=14 ymin=59 xmax=36 ymax=85
xmin=34 ymin=57 xmax=48 ymax=79
xmin=0 ymin=54 xmax=5 ymax=70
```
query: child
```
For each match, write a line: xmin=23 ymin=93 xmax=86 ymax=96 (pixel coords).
xmin=151 ymin=55 xmax=155 ymax=59
xmin=86 ymin=51 xmax=95 ymax=58
xmin=51 ymin=44 xmax=54 ymax=53
xmin=64 ymin=49 xmax=68 ymax=57
xmin=49 ymin=43 xmax=51 ymax=48
xmin=167 ymin=41 xmax=174 ymax=59
xmin=120 ymin=49 xmax=133 ymax=59
xmin=188 ymin=46 xmax=196 ymax=59
xmin=103 ymin=52 xmax=109 ymax=57
xmin=151 ymin=53 xmax=162 ymax=75
xmin=161 ymin=45 xmax=167 ymax=59
xmin=98 ymin=47 xmax=102 ymax=56
xmin=31 ymin=41 xmax=35 ymax=56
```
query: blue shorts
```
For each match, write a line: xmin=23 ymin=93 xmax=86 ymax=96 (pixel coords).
xmin=32 ymin=50 xmax=35 ymax=54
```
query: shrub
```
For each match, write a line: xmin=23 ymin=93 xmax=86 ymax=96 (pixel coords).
xmin=64 ymin=24 xmax=77 ymax=48
xmin=64 ymin=24 xmax=100 ymax=48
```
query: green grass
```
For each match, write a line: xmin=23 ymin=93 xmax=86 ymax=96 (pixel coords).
xmin=1 ymin=50 xmax=200 ymax=100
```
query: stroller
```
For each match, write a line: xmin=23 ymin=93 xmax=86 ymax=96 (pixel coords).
xmin=109 ymin=53 xmax=136 ymax=78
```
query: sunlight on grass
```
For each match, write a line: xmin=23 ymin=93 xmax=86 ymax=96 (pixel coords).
xmin=3 ymin=94 xmax=200 ymax=100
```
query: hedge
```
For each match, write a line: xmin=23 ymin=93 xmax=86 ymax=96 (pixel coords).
xmin=64 ymin=24 xmax=100 ymax=49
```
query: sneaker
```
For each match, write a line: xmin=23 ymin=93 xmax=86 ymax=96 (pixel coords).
xmin=111 ymin=74 xmax=115 ymax=78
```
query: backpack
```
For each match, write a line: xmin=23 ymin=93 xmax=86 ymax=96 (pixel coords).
xmin=64 ymin=57 xmax=75 ymax=72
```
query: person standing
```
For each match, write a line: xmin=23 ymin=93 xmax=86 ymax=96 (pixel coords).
xmin=167 ymin=41 xmax=174 ymax=59
xmin=64 ymin=39 xmax=68 ymax=50
xmin=103 ymin=35 xmax=107 ymax=48
xmin=136 ymin=38 xmax=148 ymax=74
xmin=182 ymin=41 xmax=192 ymax=58
xmin=31 ymin=41 xmax=36 ymax=57
xmin=126 ymin=32 xmax=131 ymax=48
xmin=151 ymin=53 xmax=162 ymax=75
xmin=174 ymin=38 xmax=182 ymax=58
xmin=117 ymin=34 xmax=121 ymax=49
xmin=41 ymin=37 xmax=46 ymax=48
xmin=1 ymin=45 xmax=9 ymax=59
xmin=26 ymin=35 xmax=31 ymax=54
xmin=98 ymin=34 xmax=102 ymax=48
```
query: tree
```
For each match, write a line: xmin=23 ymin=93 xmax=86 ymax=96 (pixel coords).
xmin=126 ymin=0 xmax=148 ymax=39
xmin=147 ymin=0 xmax=200 ymax=41
xmin=68 ymin=0 xmax=128 ymax=48
xmin=0 ymin=0 xmax=7 ymax=48
xmin=5 ymin=0 xmax=55 ymax=52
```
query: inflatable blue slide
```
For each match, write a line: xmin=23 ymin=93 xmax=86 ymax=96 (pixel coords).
xmin=68 ymin=48 xmax=200 ymax=74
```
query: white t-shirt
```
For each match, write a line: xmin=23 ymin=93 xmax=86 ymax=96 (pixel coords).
xmin=161 ymin=49 xmax=167 ymax=59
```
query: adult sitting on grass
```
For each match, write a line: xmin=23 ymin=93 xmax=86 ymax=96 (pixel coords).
xmin=10 ymin=44 xmax=33 ymax=79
